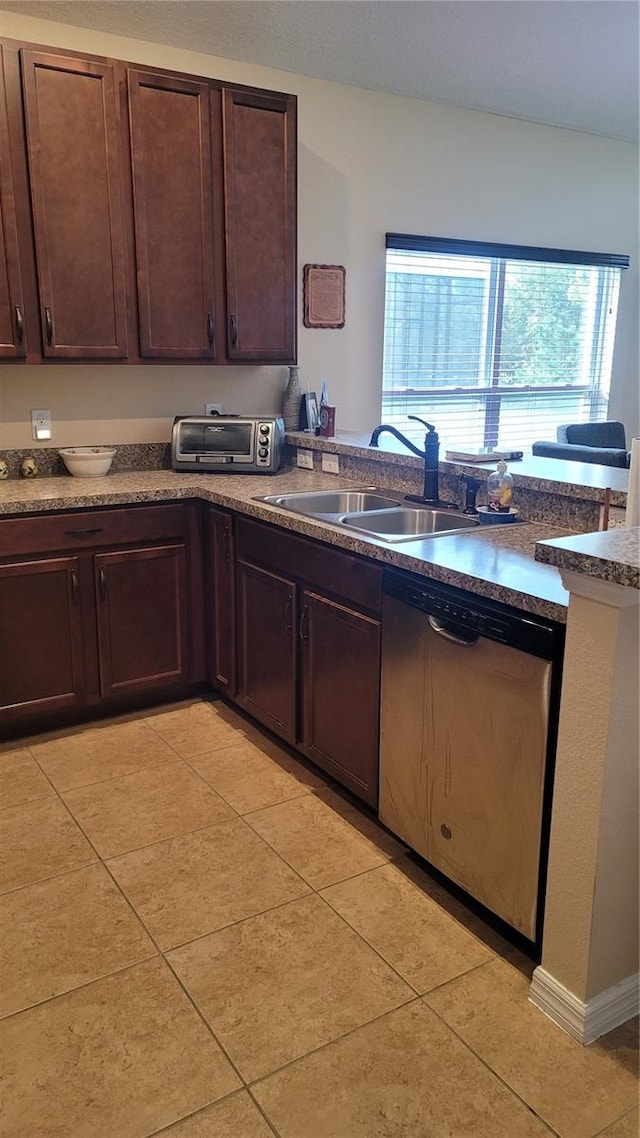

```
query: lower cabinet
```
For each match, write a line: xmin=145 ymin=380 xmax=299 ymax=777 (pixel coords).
xmin=95 ymin=544 xmax=189 ymax=697
xmin=206 ymin=506 xmax=236 ymax=696
xmin=0 ymin=555 xmax=85 ymax=717
xmin=1 ymin=502 xmax=382 ymax=809
xmin=0 ymin=502 xmax=203 ymax=729
xmin=234 ymin=518 xmax=382 ymax=806
xmin=300 ymin=590 xmax=381 ymax=806
xmin=236 ymin=559 xmax=297 ymax=743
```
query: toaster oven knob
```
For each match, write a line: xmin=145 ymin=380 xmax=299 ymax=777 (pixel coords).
xmin=259 ymin=447 xmax=269 ymax=458
xmin=262 ymin=424 xmax=271 ymax=434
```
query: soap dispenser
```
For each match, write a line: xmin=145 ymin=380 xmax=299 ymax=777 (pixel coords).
xmin=487 ymin=460 xmax=514 ymax=512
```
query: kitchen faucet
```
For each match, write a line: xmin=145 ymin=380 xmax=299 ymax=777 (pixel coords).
xmin=369 ymin=416 xmax=457 ymax=508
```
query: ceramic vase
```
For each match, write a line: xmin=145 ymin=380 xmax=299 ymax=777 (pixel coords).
xmin=282 ymin=366 xmax=302 ymax=431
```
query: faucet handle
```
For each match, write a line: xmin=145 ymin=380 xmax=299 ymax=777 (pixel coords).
xmin=408 ymin=415 xmax=436 ymax=434
xmin=457 ymin=472 xmax=483 ymax=514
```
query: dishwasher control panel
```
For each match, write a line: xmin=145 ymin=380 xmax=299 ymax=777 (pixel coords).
xmin=383 ymin=568 xmax=562 ymax=661
xmin=400 ymin=584 xmax=513 ymax=643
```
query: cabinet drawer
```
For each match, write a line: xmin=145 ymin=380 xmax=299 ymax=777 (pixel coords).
xmin=0 ymin=503 xmax=188 ymax=557
xmin=236 ymin=517 xmax=382 ymax=613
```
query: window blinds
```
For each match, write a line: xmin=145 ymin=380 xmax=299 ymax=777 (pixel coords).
xmin=382 ymin=235 xmax=628 ymax=453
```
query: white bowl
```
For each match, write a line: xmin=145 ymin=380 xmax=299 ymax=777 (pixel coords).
xmin=59 ymin=447 xmax=117 ymax=477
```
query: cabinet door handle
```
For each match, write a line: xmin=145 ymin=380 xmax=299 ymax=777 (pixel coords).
xmin=65 ymin=527 xmax=104 ymax=539
xmin=283 ymin=596 xmax=293 ymax=632
xmin=70 ymin=569 xmax=79 ymax=605
xmin=206 ymin=312 xmax=215 ymax=348
xmin=299 ymin=603 xmax=309 ymax=643
xmin=98 ymin=566 xmax=107 ymax=601
xmin=229 ymin=313 xmax=238 ymax=348
xmin=44 ymin=306 xmax=53 ymax=346
xmin=222 ymin=523 xmax=231 ymax=563
xmin=15 ymin=305 xmax=24 ymax=344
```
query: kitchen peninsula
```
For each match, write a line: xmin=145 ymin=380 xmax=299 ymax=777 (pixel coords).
xmin=0 ymin=436 xmax=638 ymax=1048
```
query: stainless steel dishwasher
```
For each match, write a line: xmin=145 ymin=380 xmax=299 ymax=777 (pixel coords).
xmin=379 ymin=568 xmax=564 ymax=942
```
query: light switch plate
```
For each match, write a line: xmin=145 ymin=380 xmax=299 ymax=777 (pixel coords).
xmin=296 ymin=449 xmax=314 ymax=469
xmin=31 ymin=409 xmax=51 ymax=441
xmin=321 ymin=452 xmax=340 ymax=474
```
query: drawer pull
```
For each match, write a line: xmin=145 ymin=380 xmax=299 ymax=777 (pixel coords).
xmin=99 ymin=566 xmax=107 ymax=601
xmin=44 ymin=306 xmax=53 ymax=345
xmin=15 ymin=305 xmax=24 ymax=344
xmin=64 ymin=527 xmax=104 ymax=539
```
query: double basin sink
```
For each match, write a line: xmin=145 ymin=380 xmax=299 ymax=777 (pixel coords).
xmin=256 ymin=488 xmax=480 ymax=543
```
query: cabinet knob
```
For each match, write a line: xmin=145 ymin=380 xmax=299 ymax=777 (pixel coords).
xmin=440 ymin=823 xmax=452 ymax=840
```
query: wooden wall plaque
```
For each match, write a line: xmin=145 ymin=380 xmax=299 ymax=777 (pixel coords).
xmin=303 ymin=264 xmax=345 ymax=328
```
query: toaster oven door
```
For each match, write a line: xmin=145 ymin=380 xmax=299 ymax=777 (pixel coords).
xmin=180 ymin=420 xmax=256 ymax=464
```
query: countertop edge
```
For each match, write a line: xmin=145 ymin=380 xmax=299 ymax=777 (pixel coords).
xmin=0 ymin=469 xmax=572 ymax=622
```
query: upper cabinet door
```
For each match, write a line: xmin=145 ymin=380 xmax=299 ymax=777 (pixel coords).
xmin=0 ymin=46 xmax=26 ymax=358
xmin=128 ymin=69 xmax=217 ymax=359
xmin=20 ymin=51 xmax=128 ymax=358
xmin=222 ymin=88 xmax=296 ymax=363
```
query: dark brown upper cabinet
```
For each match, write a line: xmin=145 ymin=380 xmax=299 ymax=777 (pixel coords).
xmin=20 ymin=50 xmax=128 ymax=358
xmin=127 ymin=68 xmax=217 ymax=359
xmin=0 ymin=36 xmax=297 ymax=365
xmin=0 ymin=46 xmax=27 ymax=358
xmin=222 ymin=88 xmax=297 ymax=363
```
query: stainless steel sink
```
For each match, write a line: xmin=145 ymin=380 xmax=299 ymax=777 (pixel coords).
xmin=342 ymin=507 xmax=479 ymax=542
xmin=255 ymin=487 xmax=481 ymax=543
xmin=258 ymin=489 xmax=401 ymax=515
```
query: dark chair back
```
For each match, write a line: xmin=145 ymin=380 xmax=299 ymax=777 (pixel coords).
xmin=557 ymin=421 xmax=627 ymax=449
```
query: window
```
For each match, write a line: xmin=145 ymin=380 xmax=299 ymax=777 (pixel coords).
xmin=382 ymin=234 xmax=628 ymax=452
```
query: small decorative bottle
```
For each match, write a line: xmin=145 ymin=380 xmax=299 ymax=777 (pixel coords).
xmin=487 ymin=460 xmax=514 ymax=512
xmin=282 ymin=366 xmax=302 ymax=431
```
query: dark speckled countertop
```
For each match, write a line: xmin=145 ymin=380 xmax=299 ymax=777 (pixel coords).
xmin=0 ymin=467 xmax=577 ymax=620
xmin=536 ymin=527 xmax=640 ymax=590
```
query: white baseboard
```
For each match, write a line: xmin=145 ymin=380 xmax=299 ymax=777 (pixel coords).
xmin=529 ymin=967 xmax=639 ymax=1045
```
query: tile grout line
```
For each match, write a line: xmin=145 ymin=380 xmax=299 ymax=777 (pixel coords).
xmin=423 ymin=996 xmax=563 ymax=1137
xmin=240 ymin=803 xmax=395 ymax=892
xmin=144 ymin=1087 xmax=282 ymax=1138
xmin=0 ymin=953 xmax=161 ymax=1026
xmin=245 ymin=994 xmax=424 ymax=1090
xmin=178 ymin=752 xmax=317 ymax=815
xmin=318 ymin=885 xmax=498 ymax=999
xmin=590 ymin=1104 xmax=640 ymax=1138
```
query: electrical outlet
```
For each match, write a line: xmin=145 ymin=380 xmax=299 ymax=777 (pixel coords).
xmin=31 ymin=409 xmax=51 ymax=441
xmin=296 ymin=449 xmax=314 ymax=469
xmin=321 ymin=452 xmax=340 ymax=474
xmin=205 ymin=402 xmax=222 ymax=416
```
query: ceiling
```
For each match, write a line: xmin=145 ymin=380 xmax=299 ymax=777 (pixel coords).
xmin=2 ymin=1 xmax=638 ymax=142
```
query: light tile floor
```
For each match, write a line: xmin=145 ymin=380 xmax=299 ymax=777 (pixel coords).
xmin=0 ymin=696 xmax=637 ymax=1138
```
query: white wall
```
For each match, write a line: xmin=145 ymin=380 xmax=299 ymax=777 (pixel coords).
xmin=1 ymin=9 xmax=638 ymax=450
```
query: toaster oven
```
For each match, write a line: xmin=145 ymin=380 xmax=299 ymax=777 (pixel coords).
xmin=171 ymin=415 xmax=285 ymax=473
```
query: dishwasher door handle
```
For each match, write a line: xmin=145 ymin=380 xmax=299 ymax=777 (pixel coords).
xmin=428 ymin=615 xmax=479 ymax=646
